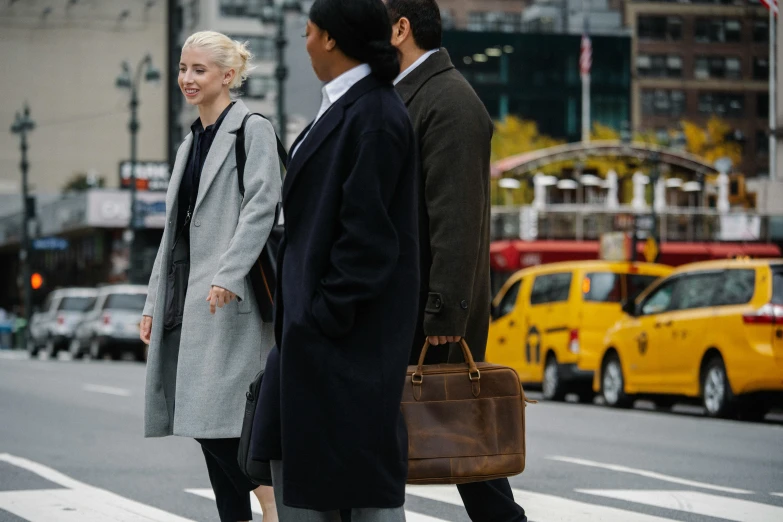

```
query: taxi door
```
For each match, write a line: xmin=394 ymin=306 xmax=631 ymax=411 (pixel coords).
xmin=487 ymin=276 xmax=529 ymax=379
xmin=771 ymin=267 xmax=783 ymax=371
xmin=658 ymin=271 xmax=725 ymax=393
xmin=527 ymin=271 xmax=575 ymax=382
xmin=627 ymin=276 xmax=681 ymax=392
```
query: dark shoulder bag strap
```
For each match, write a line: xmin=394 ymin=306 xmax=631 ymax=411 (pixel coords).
xmin=236 ymin=112 xmax=288 ymax=196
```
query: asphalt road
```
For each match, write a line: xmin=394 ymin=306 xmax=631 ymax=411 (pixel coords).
xmin=1 ymin=350 xmax=782 ymax=522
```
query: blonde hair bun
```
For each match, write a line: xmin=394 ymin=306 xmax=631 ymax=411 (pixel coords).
xmin=183 ymin=31 xmax=256 ymax=90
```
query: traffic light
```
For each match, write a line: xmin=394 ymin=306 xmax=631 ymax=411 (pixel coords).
xmin=30 ymin=272 xmax=43 ymax=291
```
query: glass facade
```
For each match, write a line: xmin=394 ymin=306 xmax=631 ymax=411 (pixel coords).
xmin=443 ymin=31 xmax=631 ymax=141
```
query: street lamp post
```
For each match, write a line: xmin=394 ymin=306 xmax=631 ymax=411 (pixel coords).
xmin=261 ymin=0 xmax=303 ymax=143
xmin=10 ymin=104 xmax=35 ymax=349
xmin=116 ymin=54 xmax=160 ymax=283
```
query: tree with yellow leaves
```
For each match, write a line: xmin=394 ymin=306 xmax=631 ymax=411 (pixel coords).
xmin=491 ymin=116 xmax=563 ymax=162
xmin=681 ymin=117 xmax=743 ymax=167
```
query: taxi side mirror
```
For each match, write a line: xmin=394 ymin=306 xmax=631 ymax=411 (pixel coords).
xmin=621 ymin=299 xmax=638 ymax=317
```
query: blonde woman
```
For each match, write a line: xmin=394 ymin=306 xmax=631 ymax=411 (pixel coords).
xmin=139 ymin=31 xmax=281 ymax=522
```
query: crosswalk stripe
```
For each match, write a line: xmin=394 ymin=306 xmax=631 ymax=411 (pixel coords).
xmin=186 ymin=488 xmax=450 ymax=521
xmin=772 ymin=492 xmax=783 ymax=498
xmin=0 ymin=454 xmax=195 ymax=522
xmin=406 ymin=485 xmax=676 ymax=522
xmin=579 ymin=489 xmax=783 ymax=522
xmin=549 ymin=455 xmax=753 ymax=494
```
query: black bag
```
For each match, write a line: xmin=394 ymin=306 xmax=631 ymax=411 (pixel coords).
xmin=238 ymin=367 xmax=273 ymax=486
xmin=235 ymin=113 xmax=288 ymax=323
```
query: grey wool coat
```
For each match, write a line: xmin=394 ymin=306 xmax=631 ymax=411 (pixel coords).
xmin=395 ymin=49 xmax=495 ymax=364
xmin=142 ymin=100 xmax=281 ymax=439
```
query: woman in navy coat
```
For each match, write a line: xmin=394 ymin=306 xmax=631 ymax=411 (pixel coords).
xmin=252 ymin=0 xmax=419 ymax=519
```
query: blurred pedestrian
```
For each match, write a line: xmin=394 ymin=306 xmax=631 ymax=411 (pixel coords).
xmin=251 ymin=0 xmax=419 ymax=520
xmin=139 ymin=31 xmax=282 ymax=522
xmin=388 ymin=1 xmax=528 ymax=521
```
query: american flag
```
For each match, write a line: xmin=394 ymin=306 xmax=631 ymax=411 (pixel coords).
xmin=761 ymin=0 xmax=778 ymax=15
xmin=580 ymin=33 xmax=592 ymax=76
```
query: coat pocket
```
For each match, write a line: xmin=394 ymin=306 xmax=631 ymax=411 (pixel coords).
xmin=238 ymin=276 xmax=252 ymax=314
xmin=164 ymin=261 xmax=190 ymax=329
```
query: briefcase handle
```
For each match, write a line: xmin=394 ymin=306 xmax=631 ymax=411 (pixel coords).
xmin=412 ymin=339 xmax=481 ymax=399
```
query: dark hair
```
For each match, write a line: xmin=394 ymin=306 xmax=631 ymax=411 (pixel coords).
xmin=386 ymin=0 xmax=442 ymax=51
xmin=309 ymin=0 xmax=400 ymax=83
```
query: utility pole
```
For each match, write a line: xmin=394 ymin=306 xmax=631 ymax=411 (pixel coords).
xmin=116 ymin=55 xmax=160 ymax=283
xmin=275 ymin=11 xmax=288 ymax=141
xmin=10 ymin=104 xmax=35 ymax=349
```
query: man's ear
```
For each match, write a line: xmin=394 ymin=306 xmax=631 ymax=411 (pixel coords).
xmin=394 ymin=16 xmax=412 ymax=45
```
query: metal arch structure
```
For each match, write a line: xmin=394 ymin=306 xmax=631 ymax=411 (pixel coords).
xmin=491 ymin=140 xmax=719 ymax=178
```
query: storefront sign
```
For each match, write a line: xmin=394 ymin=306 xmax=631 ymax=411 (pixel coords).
xmin=119 ymin=161 xmax=170 ymax=191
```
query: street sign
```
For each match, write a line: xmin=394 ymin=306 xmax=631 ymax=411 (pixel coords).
xmin=31 ymin=237 xmax=68 ymax=251
xmin=643 ymin=236 xmax=659 ymax=263
xmin=119 ymin=161 xmax=170 ymax=191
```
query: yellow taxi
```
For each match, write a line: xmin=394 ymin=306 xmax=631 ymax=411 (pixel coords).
xmin=595 ymin=259 xmax=783 ymax=419
xmin=486 ymin=260 xmax=672 ymax=402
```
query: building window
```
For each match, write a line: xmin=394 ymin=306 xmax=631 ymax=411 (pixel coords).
xmin=757 ymin=130 xmax=769 ymax=157
xmin=638 ymin=16 xmax=683 ymax=41
xmin=239 ymin=75 xmax=274 ymax=99
xmin=753 ymin=57 xmax=769 ymax=81
xmin=695 ymin=18 xmax=742 ymax=43
xmin=637 ymin=54 xmax=682 ymax=78
xmin=642 ymin=89 xmax=686 ymax=116
xmin=467 ymin=11 xmax=523 ymax=32
xmin=694 ymin=56 xmax=741 ymax=80
xmin=753 ymin=18 xmax=769 ymax=42
xmin=698 ymin=92 xmax=744 ymax=117
xmin=228 ymin=35 xmax=275 ymax=61
xmin=220 ymin=0 xmax=264 ymax=17
xmin=757 ymin=93 xmax=769 ymax=118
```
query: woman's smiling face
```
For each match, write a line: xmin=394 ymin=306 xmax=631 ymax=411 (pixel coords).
xmin=178 ymin=46 xmax=228 ymax=106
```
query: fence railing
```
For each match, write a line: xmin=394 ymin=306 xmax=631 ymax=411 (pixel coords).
xmin=490 ymin=205 xmax=783 ymax=243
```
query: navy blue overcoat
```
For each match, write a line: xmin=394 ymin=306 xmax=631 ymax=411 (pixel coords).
xmin=251 ymin=74 xmax=420 ymax=511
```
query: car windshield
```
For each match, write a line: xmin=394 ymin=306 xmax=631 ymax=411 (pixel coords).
xmin=104 ymin=293 xmax=147 ymax=311
xmin=58 ymin=296 xmax=95 ymax=312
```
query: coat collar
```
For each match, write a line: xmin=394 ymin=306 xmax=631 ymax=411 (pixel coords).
xmin=283 ymin=74 xmax=385 ymax=203
xmin=394 ymin=48 xmax=455 ymax=105
xmin=192 ymin=99 xmax=249 ymax=214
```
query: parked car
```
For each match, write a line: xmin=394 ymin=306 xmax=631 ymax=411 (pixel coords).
xmin=595 ymin=258 xmax=783 ymax=420
xmin=70 ymin=285 xmax=148 ymax=361
xmin=28 ymin=288 xmax=98 ymax=357
xmin=486 ymin=260 xmax=673 ymax=402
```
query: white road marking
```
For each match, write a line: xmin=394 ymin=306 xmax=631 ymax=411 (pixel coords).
xmin=406 ymin=484 xmax=676 ymax=522
xmin=82 ymin=384 xmax=132 ymax=397
xmin=0 ymin=453 xmax=195 ymax=521
xmin=187 ymin=487 xmax=450 ymax=521
xmin=579 ymin=489 xmax=783 ymax=522
xmin=549 ymin=455 xmax=753 ymax=494
xmin=771 ymin=492 xmax=783 ymax=497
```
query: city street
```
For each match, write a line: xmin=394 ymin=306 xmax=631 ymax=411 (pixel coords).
xmin=1 ymin=351 xmax=782 ymax=522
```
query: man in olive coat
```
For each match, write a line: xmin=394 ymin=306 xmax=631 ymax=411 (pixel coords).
xmin=388 ymin=1 xmax=528 ymax=521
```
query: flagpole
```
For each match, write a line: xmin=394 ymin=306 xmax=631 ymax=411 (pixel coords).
xmin=581 ymin=0 xmax=591 ymax=143
xmin=770 ymin=5 xmax=777 ymax=180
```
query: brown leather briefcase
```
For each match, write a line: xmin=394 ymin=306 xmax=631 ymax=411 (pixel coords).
xmin=401 ymin=339 xmax=531 ymax=485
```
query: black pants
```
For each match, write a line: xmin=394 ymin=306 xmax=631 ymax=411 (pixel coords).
xmin=457 ymin=478 xmax=527 ymax=522
xmin=196 ymin=438 xmax=257 ymax=522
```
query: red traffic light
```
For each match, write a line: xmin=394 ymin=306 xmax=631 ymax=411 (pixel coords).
xmin=30 ymin=272 xmax=43 ymax=290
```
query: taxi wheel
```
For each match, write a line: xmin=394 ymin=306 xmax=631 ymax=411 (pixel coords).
xmin=542 ymin=355 xmax=566 ymax=401
xmin=601 ymin=355 xmax=633 ymax=408
xmin=701 ymin=357 xmax=735 ymax=418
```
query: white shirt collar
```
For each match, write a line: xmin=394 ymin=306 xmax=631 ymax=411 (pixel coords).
xmin=316 ymin=63 xmax=372 ymax=122
xmin=291 ymin=63 xmax=371 ymax=159
xmin=393 ymin=49 xmax=439 ymax=86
